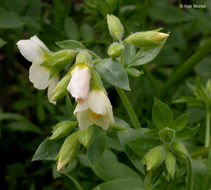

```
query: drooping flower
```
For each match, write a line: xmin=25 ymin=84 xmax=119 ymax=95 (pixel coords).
xmin=74 ymin=89 xmax=114 ymax=130
xmin=67 ymin=65 xmax=91 ymax=103
xmin=17 ymin=35 xmax=58 ymax=104
xmin=67 ymin=51 xmax=92 ymax=103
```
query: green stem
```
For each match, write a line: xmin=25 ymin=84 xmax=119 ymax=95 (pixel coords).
xmin=115 ymin=88 xmax=141 ymax=129
xmin=205 ymin=111 xmax=211 ymax=148
xmin=142 ymin=65 xmax=159 ymax=97
xmin=160 ymin=38 xmax=211 ymax=99
xmin=191 ymin=147 xmax=209 ymax=158
xmin=186 ymin=154 xmax=193 ymax=190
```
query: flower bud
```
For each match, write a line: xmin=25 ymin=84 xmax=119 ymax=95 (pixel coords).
xmin=165 ymin=151 xmax=176 ymax=179
xmin=172 ymin=141 xmax=188 ymax=158
xmin=77 ymin=127 xmax=93 ymax=148
xmin=75 ymin=51 xmax=92 ymax=66
xmin=107 ymin=42 xmax=124 ymax=58
xmin=57 ymin=132 xmax=79 ymax=171
xmin=42 ymin=50 xmax=77 ymax=68
xmin=126 ymin=31 xmax=169 ymax=47
xmin=51 ymin=71 xmax=71 ymax=101
xmin=143 ymin=146 xmax=165 ymax=171
xmin=50 ymin=121 xmax=77 ymax=140
xmin=42 ymin=50 xmax=78 ymax=79
xmin=107 ymin=14 xmax=124 ymax=41
xmin=159 ymin=128 xmax=175 ymax=143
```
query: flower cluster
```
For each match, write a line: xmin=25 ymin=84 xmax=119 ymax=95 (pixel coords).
xmin=17 ymin=37 xmax=114 ymax=130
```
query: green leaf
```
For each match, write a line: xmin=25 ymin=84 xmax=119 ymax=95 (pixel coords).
xmin=127 ymin=67 xmax=144 ymax=78
xmin=6 ymin=0 xmax=27 ymax=14
xmin=152 ymin=98 xmax=174 ymax=130
xmin=0 ymin=38 xmax=6 ymax=48
xmin=92 ymin=149 xmax=140 ymax=181
xmin=65 ymin=17 xmax=80 ymax=40
xmin=95 ymin=58 xmax=130 ymax=90
xmin=80 ymin=23 xmax=94 ymax=41
xmin=173 ymin=113 xmax=190 ymax=132
xmin=122 ymin=43 xmax=136 ymax=66
xmin=93 ymin=178 xmax=144 ymax=190
xmin=56 ymin=40 xmax=86 ymax=50
xmin=87 ymin=128 xmax=106 ymax=166
xmin=148 ymin=1 xmax=187 ymax=23
xmin=126 ymin=136 xmax=161 ymax=157
xmin=0 ymin=113 xmax=42 ymax=134
xmin=0 ymin=8 xmax=24 ymax=29
xmin=66 ymin=94 xmax=74 ymax=115
xmin=129 ymin=39 xmax=167 ymax=66
xmin=175 ymin=124 xmax=200 ymax=141
xmin=195 ymin=76 xmax=209 ymax=103
xmin=32 ymin=138 xmax=63 ymax=161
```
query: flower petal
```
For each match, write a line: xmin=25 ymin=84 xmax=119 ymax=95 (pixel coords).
xmin=29 ymin=61 xmax=50 ymax=90
xmin=74 ymin=103 xmax=93 ymax=129
xmin=67 ymin=66 xmax=91 ymax=103
xmin=48 ymin=75 xmax=59 ymax=104
xmin=88 ymin=110 xmax=109 ymax=130
xmin=30 ymin=35 xmax=49 ymax=50
xmin=17 ymin=36 xmax=47 ymax=62
xmin=87 ymin=90 xmax=107 ymax=115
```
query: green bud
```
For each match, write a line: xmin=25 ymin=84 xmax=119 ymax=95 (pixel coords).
xmin=42 ymin=50 xmax=77 ymax=78
xmin=126 ymin=31 xmax=169 ymax=47
xmin=107 ymin=42 xmax=124 ymax=58
xmin=159 ymin=128 xmax=175 ymax=143
xmin=107 ymin=14 xmax=124 ymax=41
xmin=77 ymin=127 xmax=93 ymax=148
xmin=51 ymin=71 xmax=71 ymax=101
xmin=172 ymin=141 xmax=188 ymax=158
xmin=42 ymin=50 xmax=77 ymax=67
xmin=165 ymin=151 xmax=176 ymax=179
xmin=143 ymin=146 xmax=165 ymax=171
xmin=75 ymin=51 xmax=92 ymax=66
xmin=57 ymin=132 xmax=79 ymax=171
xmin=50 ymin=121 xmax=77 ymax=140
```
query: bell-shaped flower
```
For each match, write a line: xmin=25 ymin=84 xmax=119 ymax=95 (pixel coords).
xmin=67 ymin=65 xmax=91 ymax=103
xmin=16 ymin=35 xmax=58 ymax=104
xmin=74 ymin=89 xmax=114 ymax=130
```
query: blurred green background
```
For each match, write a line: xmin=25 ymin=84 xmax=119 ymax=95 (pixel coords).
xmin=0 ymin=0 xmax=210 ymax=189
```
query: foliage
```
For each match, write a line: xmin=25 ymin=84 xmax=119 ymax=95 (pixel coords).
xmin=0 ymin=0 xmax=211 ymax=190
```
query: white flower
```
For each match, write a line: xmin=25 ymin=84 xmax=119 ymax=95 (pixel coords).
xmin=74 ymin=90 xmax=114 ymax=130
xmin=17 ymin=35 xmax=58 ymax=104
xmin=67 ymin=65 xmax=91 ymax=103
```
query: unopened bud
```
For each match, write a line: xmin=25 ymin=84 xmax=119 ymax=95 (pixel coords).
xmin=165 ymin=151 xmax=176 ymax=179
xmin=57 ymin=132 xmax=79 ymax=171
xmin=50 ymin=121 xmax=77 ymax=140
xmin=126 ymin=31 xmax=169 ymax=47
xmin=77 ymin=127 xmax=93 ymax=148
xmin=107 ymin=42 xmax=124 ymax=58
xmin=159 ymin=128 xmax=175 ymax=143
xmin=75 ymin=51 xmax=92 ymax=66
xmin=42 ymin=50 xmax=77 ymax=68
xmin=51 ymin=71 xmax=71 ymax=101
xmin=107 ymin=14 xmax=124 ymax=41
xmin=143 ymin=146 xmax=165 ymax=171
xmin=172 ymin=141 xmax=188 ymax=158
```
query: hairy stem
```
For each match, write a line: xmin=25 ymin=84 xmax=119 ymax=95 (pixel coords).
xmin=160 ymin=38 xmax=211 ymax=99
xmin=116 ymin=88 xmax=141 ymax=129
xmin=205 ymin=111 xmax=211 ymax=148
